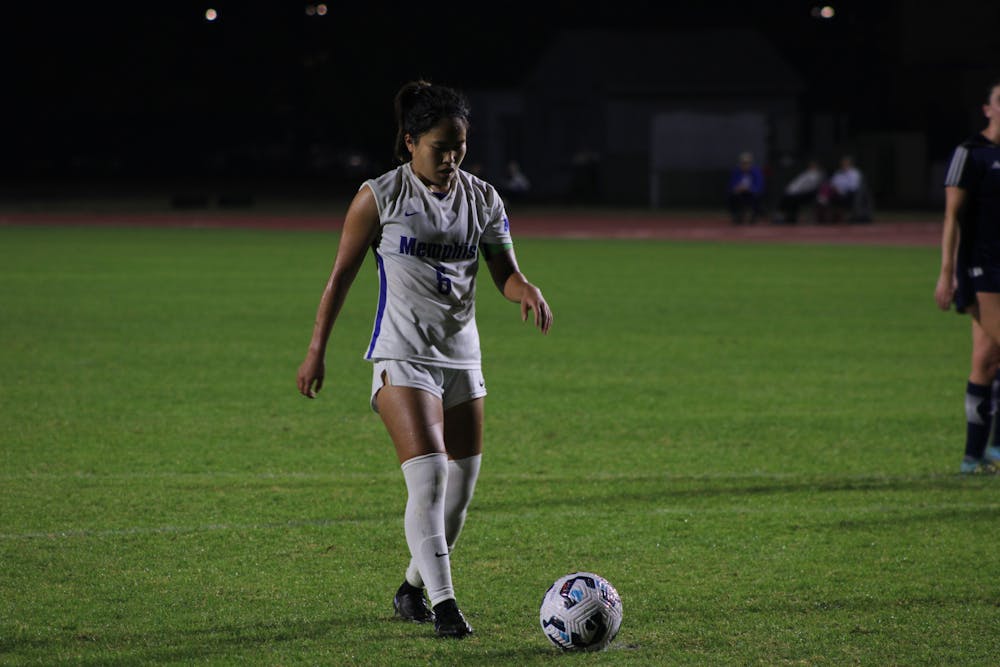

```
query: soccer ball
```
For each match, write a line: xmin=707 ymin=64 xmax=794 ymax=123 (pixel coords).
xmin=539 ymin=571 xmax=623 ymax=651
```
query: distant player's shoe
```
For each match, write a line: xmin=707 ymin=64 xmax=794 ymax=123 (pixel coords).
xmin=393 ymin=581 xmax=434 ymax=624
xmin=433 ymin=599 xmax=473 ymax=638
xmin=984 ymin=446 xmax=1000 ymax=464
xmin=960 ymin=456 xmax=1000 ymax=475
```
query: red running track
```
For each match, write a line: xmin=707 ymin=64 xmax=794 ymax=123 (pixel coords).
xmin=0 ymin=210 xmax=941 ymax=247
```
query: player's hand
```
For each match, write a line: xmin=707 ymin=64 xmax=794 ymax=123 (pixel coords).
xmin=297 ymin=355 xmax=325 ymax=398
xmin=520 ymin=285 xmax=552 ymax=334
xmin=934 ymin=272 xmax=956 ymax=311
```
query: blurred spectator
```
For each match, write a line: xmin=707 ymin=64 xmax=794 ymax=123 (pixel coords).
xmin=773 ymin=158 xmax=824 ymax=224
xmin=727 ymin=151 xmax=765 ymax=224
xmin=818 ymin=155 xmax=872 ymax=223
xmin=504 ymin=160 xmax=531 ymax=199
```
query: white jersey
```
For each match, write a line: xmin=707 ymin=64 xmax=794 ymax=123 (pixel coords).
xmin=362 ymin=163 xmax=513 ymax=369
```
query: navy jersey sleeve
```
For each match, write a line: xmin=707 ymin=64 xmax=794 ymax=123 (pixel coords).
xmin=944 ymin=145 xmax=973 ymax=188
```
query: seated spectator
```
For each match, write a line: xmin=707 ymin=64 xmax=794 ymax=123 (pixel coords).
xmin=727 ymin=151 xmax=765 ymax=225
xmin=818 ymin=155 xmax=871 ymax=223
xmin=774 ymin=158 xmax=825 ymax=224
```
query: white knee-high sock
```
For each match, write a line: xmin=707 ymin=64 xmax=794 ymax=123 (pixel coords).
xmin=406 ymin=454 xmax=482 ymax=591
xmin=401 ymin=453 xmax=453 ymax=606
xmin=443 ymin=454 xmax=482 ymax=549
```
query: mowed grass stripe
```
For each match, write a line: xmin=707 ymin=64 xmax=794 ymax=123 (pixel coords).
xmin=2 ymin=498 xmax=997 ymax=542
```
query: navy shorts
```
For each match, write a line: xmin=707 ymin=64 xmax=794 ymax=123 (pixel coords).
xmin=955 ymin=256 xmax=977 ymax=313
xmin=970 ymin=263 xmax=1000 ymax=298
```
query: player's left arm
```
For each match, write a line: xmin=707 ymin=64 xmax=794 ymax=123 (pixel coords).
xmin=483 ymin=243 xmax=552 ymax=334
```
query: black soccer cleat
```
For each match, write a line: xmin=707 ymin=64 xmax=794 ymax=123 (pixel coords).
xmin=393 ymin=581 xmax=435 ymax=624
xmin=433 ymin=599 xmax=473 ymax=638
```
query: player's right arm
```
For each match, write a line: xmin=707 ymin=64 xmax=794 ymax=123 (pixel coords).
xmin=935 ymin=185 xmax=966 ymax=311
xmin=297 ymin=186 xmax=381 ymax=398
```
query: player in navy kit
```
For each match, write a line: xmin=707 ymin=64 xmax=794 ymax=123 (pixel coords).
xmin=936 ymin=78 xmax=1000 ymax=474
xmin=296 ymin=80 xmax=552 ymax=637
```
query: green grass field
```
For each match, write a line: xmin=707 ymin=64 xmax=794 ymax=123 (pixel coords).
xmin=2 ymin=223 xmax=998 ymax=666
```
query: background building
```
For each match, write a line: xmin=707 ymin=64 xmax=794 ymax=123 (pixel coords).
xmin=3 ymin=1 xmax=999 ymax=210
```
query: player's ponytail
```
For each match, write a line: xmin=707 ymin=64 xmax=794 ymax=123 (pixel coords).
xmin=392 ymin=79 xmax=471 ymax=164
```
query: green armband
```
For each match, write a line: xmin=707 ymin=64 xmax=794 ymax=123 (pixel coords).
xmin=481 ymin=242 xmax=514 ymax=259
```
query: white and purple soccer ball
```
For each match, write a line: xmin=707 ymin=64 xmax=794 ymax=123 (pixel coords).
xmin=539 ymin=571 xmax=623 ymax=651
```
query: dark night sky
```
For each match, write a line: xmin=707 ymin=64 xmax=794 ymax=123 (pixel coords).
xmin=3 ymin=0 xmax=999 ymax=188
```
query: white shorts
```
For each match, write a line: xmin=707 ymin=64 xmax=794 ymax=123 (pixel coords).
xmin=370 ymin=360 xmax=487 ymax=413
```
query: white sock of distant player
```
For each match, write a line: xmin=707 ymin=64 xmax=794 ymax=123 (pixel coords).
xmin=405 ymin=454 xmax=482 ymax=590
xmin=401 ymin=452 xmax=453 ymax=606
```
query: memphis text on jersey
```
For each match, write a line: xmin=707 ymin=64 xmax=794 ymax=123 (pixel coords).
xmin=398 ymin=235 xmax=478 ymax=261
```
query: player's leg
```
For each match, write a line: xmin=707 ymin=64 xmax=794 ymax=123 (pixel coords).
xmin=442 ymin=397 xmax=484 ymax=551
xmin=402 ymin=404 xmax=482 ymax=570
xmin=403 ymin=365 xmax=485 ymax=566
xmin=408 ymin=397 xmax=483 ymax=638
xmin=986 ymin=357 xmax=1000 ymax=466
xmin=373 ymin=363 xmax=472 ymax=637
xmin=427 ymin=376 xmax=487 ymax=637
xmin=439 ymin=369 xmax=488 ymax=551
xmin=405 ymin=396 xmax=484 ymax=586
xmin=968 ymin=295 xmax=1000 ymax=473
xmin=962 ymin=318 xmax=998 ymax=472
xmin=973 ymin=317 xmax=1000 ymax=467
xmin=373 ymin=366 xmax=452 ymax=626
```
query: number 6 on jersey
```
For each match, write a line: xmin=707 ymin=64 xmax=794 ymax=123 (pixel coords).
xmin=434 ymin=265 xmax=453 ymax=295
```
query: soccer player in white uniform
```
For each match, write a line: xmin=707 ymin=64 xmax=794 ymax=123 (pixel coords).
xmin=297 ymin=80 xmax=552 ymax=638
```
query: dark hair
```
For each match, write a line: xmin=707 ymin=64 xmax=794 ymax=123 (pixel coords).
xmin=988 ymin=78 xmax=1000 ymax=103
xmin=393 ymin=80 xmax=471 ymax=163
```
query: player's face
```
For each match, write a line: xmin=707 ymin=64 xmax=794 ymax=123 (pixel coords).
xmin=406 ymin=117 xmax=467 ymax=192
xmin=985 ymin=85 xmax=1000 ymax=127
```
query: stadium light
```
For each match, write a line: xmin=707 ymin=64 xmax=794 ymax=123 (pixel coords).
xmin=810 ymin=5 xmax=835 ymax=19
xmin=205 ymin=8 xmax=218 ymax=21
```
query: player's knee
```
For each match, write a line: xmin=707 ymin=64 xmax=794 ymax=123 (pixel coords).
xmin=972 ymin=351 xmax=998 ymax=378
